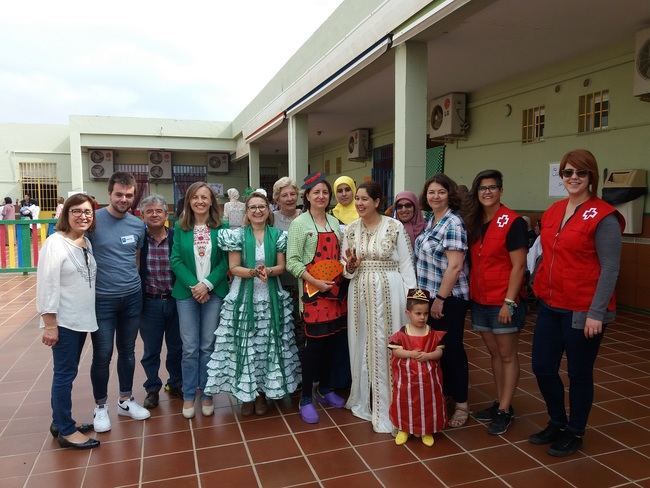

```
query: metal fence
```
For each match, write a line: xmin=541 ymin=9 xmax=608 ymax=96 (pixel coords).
xmin=0 ymin=219 xmax=55 ymax=273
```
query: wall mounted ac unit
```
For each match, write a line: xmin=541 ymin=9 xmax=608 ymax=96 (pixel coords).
xmin=88 ymin=149 xmax=114 ymax=180
xmin=207 ymin=153 xmax=229 ymax=173
xmin=633 ymin=27 xmax=650 ymax=98
xmin=148 ymin=151 xmax=172 ymax=181
xmin=347 ymin=129 xmax=370 ymax=160
xmin=428 ymin=93 xmax=467 ymax=139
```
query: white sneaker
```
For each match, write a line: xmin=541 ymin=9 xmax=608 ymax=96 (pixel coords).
xmin=117 ymin=397 xmax=151 ymax=420
xmin=93 ymin=404 xmax=112 ymax=432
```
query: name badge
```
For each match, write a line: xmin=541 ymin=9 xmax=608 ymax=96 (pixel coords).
xmin=121 ymin=235 xmax=136 ymax=245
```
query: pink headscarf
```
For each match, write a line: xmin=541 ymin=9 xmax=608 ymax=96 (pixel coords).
xmin=394 ymin=191 xmax=426 ymax=248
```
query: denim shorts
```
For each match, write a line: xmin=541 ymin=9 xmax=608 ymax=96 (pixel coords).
xmin=471 ymin=301 xmax=526 ymax=334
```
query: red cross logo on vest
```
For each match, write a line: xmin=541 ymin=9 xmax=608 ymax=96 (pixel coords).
xmin=582 ymin=207 xmax=598 ymax=220
xmin=496 ymin=214 xmax=510 ymax=228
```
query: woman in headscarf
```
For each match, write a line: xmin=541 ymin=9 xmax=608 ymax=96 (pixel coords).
xmin=393 ymin=191 xmax=426 ymax=249
xmin=331 ymin=176 xmax=358 ymax=227
xmin=223 ymin=188 xmax=246 ymax=228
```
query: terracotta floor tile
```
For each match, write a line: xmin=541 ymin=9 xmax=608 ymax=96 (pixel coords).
xmin=594 ymin=449 xmax=650 ymax=480
xmin=579 ymin=428 xmax=627 ymax=455
xmin=587 ymin=404 xmax=628 ymax=426
xmin=141 ymin=475 xmax=199 ymax=487
xmin=239 ymin=416 xmax=289 ymax=440
xmin=443 ymin=424 xmax=508 ymax=451
xmin=283 ymin=411 xmax=335 ymax=433
xmin=375 ymin=462 xmax=444 ymax=487
xmin=248 ymin=434 xmax=301 ymax=463
xmin=339 ymin=422 xmax=392 ymax=446
xmin=594 ymin=384 xmax=624 ymax=402
xmin=95 ymin=418 xmax=143 ymax=441
xmin=193 ymin=423 xmax=241 ymax=449
xmin=355 ymin=440 xmax=417 ymax=469
xmin=143 ymin=413 xmax=190 ymax=435
xmin=499 ymin=415 xmax=548 ymax=444
xmin=143 ymin=430 xmax=193 ymax=456
xmin=82 ymin=459 xmax=141 ymax=488
xmin=192 ymin=406 xmax=237 ymax=427
xmin=0 ymin=452 xmax=37 ymax=477
xmin=458 ymin=479 xmax=509 ymax=488
xmin=598 ymin=421 xmax=650 ymax=448
xmin=600 ymin=380 xmax=650 ymax=398
xmin=25 ymin=467 xmax=85 ymax=488
xmin=509 ymin=394 xmax=547 ymax=416
xmin=550 ymin=458 xmax=628 ymax=487
xmin=196 ymin=442 xmax=249 ymax=472
xmin=426 ymin=452 xmax=493 ymax=485
xmin=471 ymin=444 xmax=541 ymax=475
xmin=255 ymin=456 xmax=316 ymax=488
xmin=324 ymin=407 xmax=366 ymax=426
xmin=513 ymin=439 xmax=586 ymax=465
xmin=87 ymin=437 xmax=142 ymax=465
xmin=308 ymin=447 xmax=367 ymax=479
xmin=2 ymin=416 xmax=50 ymax=437
xmin=0 ymin=476 xmax=27 ymax=488
xmin=502 ymin=467 xmax=573 ymax=488
xmin=32 ymin=447 xmax=91 ymax=474
xmin=142 ymin=450 xmax=196 ymax=482
xmin=403 ymin=432 xmax=463 ymax=460
xmin=295 ymin=426 xmax=351 ymax=454
xmin=322 ymin=471 xmax=382 ymax=487
xmin=200 ymin=466 xmax=258 ymax=487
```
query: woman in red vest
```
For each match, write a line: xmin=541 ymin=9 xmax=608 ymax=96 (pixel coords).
xmin=530 ymin=149 xmax=624 ymax=457
xmin=466 ymin=170 xmax=528 ymax=436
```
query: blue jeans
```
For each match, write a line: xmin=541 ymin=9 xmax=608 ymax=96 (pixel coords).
xmin=140 ymin=296 xmax=182 ymax=393
xmin=532 ymin=302 xmax=604 ymax=435
xmin=51 ymin=327 xmax=87 ymax=436
xmin=91 ymin=293 xmax=143 ymax=404
xmin=176 ymin=294 xmax=222 ymax=401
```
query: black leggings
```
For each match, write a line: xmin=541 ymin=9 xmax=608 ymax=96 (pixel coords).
xmin=301 ymin=329 xmax=348 ymax=400
xmin=429 ymin=296 xmax=470 ymax=403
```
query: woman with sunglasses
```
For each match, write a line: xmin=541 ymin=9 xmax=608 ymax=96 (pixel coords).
xmin=465 ymin=170 xmax=528 ymax=436
xmin=392 ymin=191 xmax=426 ymax=249
xmin=205 ymin=192 xmax=300 ymax=416
xmin=530 ymin=149 xmax=624 ymax=457
xmin=37 ymin=193 xmax=99 ymax=449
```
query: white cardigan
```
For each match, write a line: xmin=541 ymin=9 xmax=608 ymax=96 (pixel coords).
xmin=36 ymin=232 xmax=98 ymax=332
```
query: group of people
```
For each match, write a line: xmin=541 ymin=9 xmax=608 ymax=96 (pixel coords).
xmin=37 ymin=148 xmax=622 ymax=459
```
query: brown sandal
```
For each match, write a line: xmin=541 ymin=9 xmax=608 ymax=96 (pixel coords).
xmin=448 ymin=405 xmax=469 ymax=428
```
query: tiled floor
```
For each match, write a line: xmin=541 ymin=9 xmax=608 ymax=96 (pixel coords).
xmin=1 ymin=274 xmax=649 ymax=487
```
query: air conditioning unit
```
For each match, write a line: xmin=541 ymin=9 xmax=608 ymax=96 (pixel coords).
xmin=207 ymin=153 xmax=229 ymax=173
xmin=148 ymin=151 xmax=172 ymax=181
xmin=428 ymin=93 xmax=467 ymax=139
xmin=633 ymin=27 xmax=650 ymax=99
xmin=347 ymin=129 xmax=370 ymax=161
xmin=88 ymin=150 xmax=114 ymax=180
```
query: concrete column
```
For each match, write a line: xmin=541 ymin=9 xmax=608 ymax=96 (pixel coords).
xmin=288 ymin=114 xmax=309 ymax=182
xmin=394 ymin=41 xmax=428 ymax=194
xmin=248 ymin=143 xmax=260 ymax=189
xmin=69 ymin=130 xmax=85 ymax=192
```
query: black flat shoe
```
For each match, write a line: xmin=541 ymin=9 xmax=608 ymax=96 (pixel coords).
xmin=57 ymin=434 xmax=100 ymax=450
xmin=49 ymin=422 xmax=94 ymax=438
xmin=547 ymin=431 xmax=583 ymax=457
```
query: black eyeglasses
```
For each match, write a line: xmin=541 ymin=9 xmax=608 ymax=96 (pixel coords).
xmin=247 ymin=204 xmax=268 ymax=212
xmin=82 ymin=248 xmax=92 ymax=288
xmin=560 ymin=169 xmax=589 ymax=178
xmin=395 ymin=203 xmax=414 ymax=210
xmin=70 ymin=209 xmax=94 ymax=217
xmin=478 ymin=185 xmax=501 ymax=193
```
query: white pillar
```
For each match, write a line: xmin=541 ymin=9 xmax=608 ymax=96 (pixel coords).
xmin=288 ymin=114 xmax=309 ymax=182
xmin=394 ymin=41 xmax=428 ymax=194
xmin=69 ymin=129 xmax=85 ymax=192
xmin=248 ymin=143 xmax=260 ymax=189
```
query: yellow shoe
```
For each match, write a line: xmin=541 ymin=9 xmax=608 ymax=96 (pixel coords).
xmin=395 ymin=431 xmax=409 ymax=445
xmin=422 ymin=434 xmax=434 ymax=447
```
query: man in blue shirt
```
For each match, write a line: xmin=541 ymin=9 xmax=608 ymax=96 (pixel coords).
xmin=88 ymin=172 xmax=149 ymax=432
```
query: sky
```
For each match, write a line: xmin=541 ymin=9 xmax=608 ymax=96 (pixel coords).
xmin=0 ymin=0 xmax=344 ymax=125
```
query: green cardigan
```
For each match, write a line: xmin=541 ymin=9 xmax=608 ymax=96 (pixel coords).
xmin=170 ymin=222 xmax=230 ymax=300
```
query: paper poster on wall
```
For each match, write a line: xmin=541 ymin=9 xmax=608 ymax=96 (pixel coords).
xmin=549 ymin=163 xmax=568 ymax=198
xmin=209 ymin=183 xmax=224 ymax=197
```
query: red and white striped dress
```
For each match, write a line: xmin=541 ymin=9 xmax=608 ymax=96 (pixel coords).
xmin=389 ymin=327 xmax=447 ymax=435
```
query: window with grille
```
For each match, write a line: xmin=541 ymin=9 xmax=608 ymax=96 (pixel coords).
xmin=522 ymin=106 xmax=545 ymax=143
xmin=172 ymin=165 xmax=207 ymax=204
xmin=578 ymin=90 xmax=609 ymax=133
xmin=19 ymin=162 xmax=59 ymax=212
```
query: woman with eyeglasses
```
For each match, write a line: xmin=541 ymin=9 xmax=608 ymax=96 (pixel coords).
xmin=414 ymin=174 xmax=471 ymax=428
xmin=287 ymin=173 xmax=349 ymax=424
xmin=37 ymin=193 xmax=99 ymax=449
xmin=530 ymin=150 xmax=624 ymax=457
xmin=392 ymin=191 xmax=426 ymax=249
xmin=171 ymin=182 xmax=229 ymax=419
xmin=205 ymin=192 xmax=300 ymax=416
xmin=464 ymin=170 xmax=528 ymax=436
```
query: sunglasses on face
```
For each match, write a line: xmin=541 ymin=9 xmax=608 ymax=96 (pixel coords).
xmin=561 ymin=169 xmax=589 ymax=178
xmin=395 ymin=203 xmax=414 ymax=210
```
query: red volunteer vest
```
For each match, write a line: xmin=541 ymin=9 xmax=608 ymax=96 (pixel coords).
xmin=469 ymin=205 xmax=521 ymax=306
xmin=533 ymin=197 xmax=624 ymax=312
